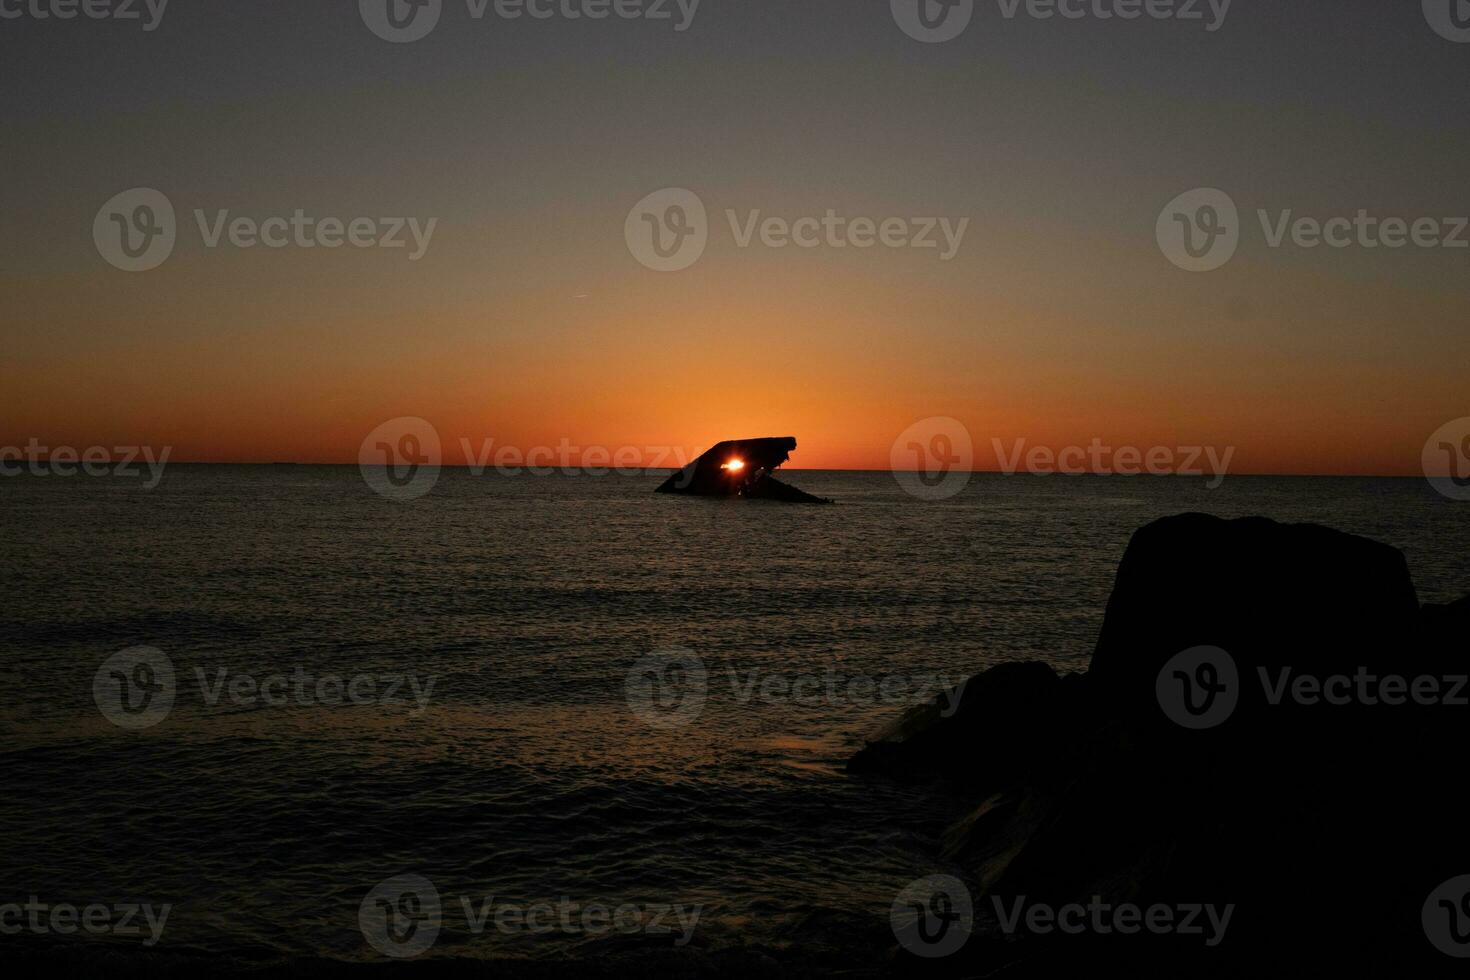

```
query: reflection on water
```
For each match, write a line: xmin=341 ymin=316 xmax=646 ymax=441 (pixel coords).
xmin=1 ymin=468 xmax=1465 ymax=961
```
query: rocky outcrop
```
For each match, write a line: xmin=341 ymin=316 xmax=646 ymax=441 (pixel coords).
xmin=848 ymin=662 xmax=1092 ymax=797
xmin=854 ymin=514 xmax=1469 ymax=976
xmin=1090 ymin=513 xmax=1420 ymax=721
xmin=1423 ymin=594 xmax=1470 ymax=655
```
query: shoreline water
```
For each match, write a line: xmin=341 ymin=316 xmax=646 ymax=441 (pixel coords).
xmin=4 ymin=475 xmax=1467 ymax=970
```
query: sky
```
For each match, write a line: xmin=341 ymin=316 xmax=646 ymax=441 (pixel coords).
xmin=3 ymin=0 xmax=1467 ymax=474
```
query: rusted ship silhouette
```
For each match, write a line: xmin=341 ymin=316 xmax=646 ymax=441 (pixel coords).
xmin=655 ymin=437 xmax=831 ymax=503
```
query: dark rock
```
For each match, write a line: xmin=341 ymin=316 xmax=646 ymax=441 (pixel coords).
xmin=847 ymin=662 xmax=1089 ymax=796
xmin=853 ymin=514 xmax=1466 ymax=976
xmin=1422 ymin=594 xmax=1470 ymax=656
xmin=1091 ymin=513 xmax=1420 ymax=722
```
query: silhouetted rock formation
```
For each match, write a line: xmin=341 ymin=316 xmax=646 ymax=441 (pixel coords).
xmin=1423 ymin=594 xmax=1470 ymax=656
xmin=655 ymin=437 xmax=831 ymax=503
xmin=853 ymin=514 xmax=1469 ymax=976
xmin=850 ymin=661 xmax=1090 ymax=799
xmin=1091 ymin=513 xmax=1420 ymax=721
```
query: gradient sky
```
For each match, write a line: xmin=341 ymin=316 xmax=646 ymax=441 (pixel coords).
xmin=3 ymin=0 xmax=1467 ymax=473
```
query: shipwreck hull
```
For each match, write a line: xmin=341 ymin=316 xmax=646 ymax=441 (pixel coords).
xmin=655 ymin=437 xmax=830 ymax=503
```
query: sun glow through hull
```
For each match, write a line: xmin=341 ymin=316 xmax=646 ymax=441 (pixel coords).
xmin=655 ymin=437 xmax=831 ymax=503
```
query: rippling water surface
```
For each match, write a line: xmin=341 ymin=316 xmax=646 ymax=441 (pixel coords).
xmin=2 ymin=468 xmax=1466 ymax=963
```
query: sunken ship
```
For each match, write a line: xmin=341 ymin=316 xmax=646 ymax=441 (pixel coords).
xmin=654 ymin=437 xmax=831 ymax=503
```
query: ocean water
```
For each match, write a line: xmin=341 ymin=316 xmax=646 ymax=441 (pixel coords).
xmin=2 ymin=468 xmax=1467 ymax=964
